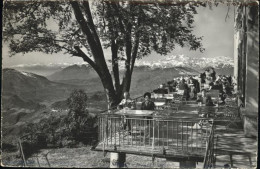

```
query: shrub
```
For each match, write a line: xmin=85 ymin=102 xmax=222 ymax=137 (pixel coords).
xmin=21 ymin=89 xmax=98 ymax=154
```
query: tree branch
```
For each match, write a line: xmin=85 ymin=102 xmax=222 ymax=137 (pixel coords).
xmin=70 ymin=1 xmax=100 ymax=59
xmin=73 ymin=46 xmax=101 ymax=76
xmin=130 ymin=7 xmax=141 ymax=73
xmin=111 ymin=40 xmax=120 ymax=93
xmin=82 ymin=1 xmax=102 ymax=47
xmin=71 ymin=1 xmax=109 ymax=75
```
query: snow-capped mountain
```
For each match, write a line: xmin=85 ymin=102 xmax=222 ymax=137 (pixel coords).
xmin=135 ymin=55 xmax=234 ymax=69
xmin=6 ymin=55 xmax=233 ymax=76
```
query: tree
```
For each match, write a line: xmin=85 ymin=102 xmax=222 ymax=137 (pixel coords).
xmin=66 ymin=89 xmax=89 ymax=136
xmin=3 ymin=0 xmax=204 ymax=108
xmin=65 ymin=89 xmax=96 ymax=143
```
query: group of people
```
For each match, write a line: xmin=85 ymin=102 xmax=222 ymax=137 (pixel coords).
xmin=117 ymin=92 xmax=155 ymax=111
xmin=150 ymin=67 xmax=237 ymax=105
xmin=117 ymin=92 xmax=155 ymax=134
xmin=115 ymin=68 xmax=238 ymax=133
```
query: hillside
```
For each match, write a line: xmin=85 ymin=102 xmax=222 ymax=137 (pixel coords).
xmin=2 ymin=68 xmax=81 ymax=103
xmin=2 ymin=95 xmax=46 ymax=110
xmin=47 ymin=64 xmax=99 ymax=81
xmin=47 ymin=65 xmax=202 ymax=98
xmin=1 ymin=68 xmax=106 ymax=141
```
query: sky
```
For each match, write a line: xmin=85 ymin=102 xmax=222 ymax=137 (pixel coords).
xmin=2 ymin=3 xmax=234 ymax=67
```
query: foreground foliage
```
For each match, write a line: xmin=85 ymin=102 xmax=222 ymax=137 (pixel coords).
xmin=20 ymin=90 xmax=98 ymax=157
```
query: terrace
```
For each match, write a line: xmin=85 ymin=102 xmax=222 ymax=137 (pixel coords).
xmin=92 ymin=86 xmax=257 ymax=168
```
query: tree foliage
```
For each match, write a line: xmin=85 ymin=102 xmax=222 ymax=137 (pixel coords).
xmin=3 ymin=0 xmax=204 ymax=106
xmin=22 ymin=89 xmax=97 ymax=149
xmin=67 ymin=89 xmax=88 ymax=116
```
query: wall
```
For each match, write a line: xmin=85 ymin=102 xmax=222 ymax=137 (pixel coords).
xmin=234 ymin=4 xmax=259 ymax=114
xmin=245 ymin=5 xmax=259 ymax=114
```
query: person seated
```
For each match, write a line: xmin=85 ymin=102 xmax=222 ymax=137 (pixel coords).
xmin=197 ymin=89 xmax=214 ymax=106
xmin=141 ymin=92 xmax=155 ymax=110
xmin=117 ymin=92 xmax=136 ymax=110
xmin=209 ymin=68 xmax=216 ymax=81
xmin=205 ymin=76 xmax=213 ymax=85
xmin=178 ymin=79 xmax=190 ymax=100
xmin=210 ymin=81 xmax=223 ymax=91
xmin=205 ymin=68 xmax=211 ymax=77
xmin=172 ymin=79 xmax=178 ymax=88
xmin=227 ymin=75 xmax=232 ymax=85
xmin=153 ymin=84 xmax=168 ymax=94
xmin=166 ymin=82 xmax=175 ymax=93
xmin=208 ymin=82 xmax=214 ymax=90
xmin=189 ymin=84 xmax=197 ymax=100
xmin=215 ymin=75 xmax=222 ymax=82
xmin=191 ymin=76 xmax=200 ymax=92
xmin=199 ymin=72 xmax=206 ymax=83
xmin=117 ymin=92 xmax=135 ymax=135
xmin=223 ymin=85 xmax=232 ymax=95
xmin=187 ymin=77 xmax=194 ymax=85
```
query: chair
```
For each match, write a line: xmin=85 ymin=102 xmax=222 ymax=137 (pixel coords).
xmin=208 ymin=90 xmax=220 ymax=105
xmin=154 ymin=98 xmax=167 ymax=110
xmin=136 ymin=102 xmax=142 ymax=110
xmin=223 ymin=104 xmax=242 ymax=130
xmin=176 ymin=89 xmax=187 ymax=103
xmin=198 ymin=106 xmax=218 ymax=118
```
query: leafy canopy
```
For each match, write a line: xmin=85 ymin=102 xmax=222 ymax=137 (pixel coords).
xmin=3 ymin=1 xmax=204 ymax=59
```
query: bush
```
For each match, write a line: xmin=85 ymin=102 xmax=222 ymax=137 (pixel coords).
xmin=21 ymin=89 xmax=98 ymax=154
xmin=2 ymin=142 xmax=17 ymax=152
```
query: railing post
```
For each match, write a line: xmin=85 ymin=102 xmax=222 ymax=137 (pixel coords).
xmin=152 ymin=119 xmax=155 ymax=150
xmin=18 ymin=139 xmax=27 ymax=167
xmin=110 ymin=152 xmax=126 ymax=168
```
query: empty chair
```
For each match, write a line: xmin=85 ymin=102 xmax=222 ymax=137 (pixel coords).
xmin=223 ymin=104 xmax=243 ymax=130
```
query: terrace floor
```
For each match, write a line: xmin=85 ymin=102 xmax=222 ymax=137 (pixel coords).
xmin=214 ymin=124 xmax=257 ymax=168
xmin=94 ymin=102 xmax=257 ymax=168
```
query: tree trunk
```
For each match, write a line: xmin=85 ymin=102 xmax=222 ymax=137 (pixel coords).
xmin=98 ymin=70 xmax=120 ymax=110
xmin=72 ymin=2 xmax=120 ymax=110
xmin=111 ymin=40 xmax=120 ymax=95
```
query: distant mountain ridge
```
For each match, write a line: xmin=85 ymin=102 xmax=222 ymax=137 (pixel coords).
xmin=47 ymin=64 xmax=98 ymax=81
xmin=7 ymin=55 xmax=233 ymax=76
xmin=2 ymin=68 xmax=79 ymax=104
xmin=135 ymin=55 xmax=234 ymax=69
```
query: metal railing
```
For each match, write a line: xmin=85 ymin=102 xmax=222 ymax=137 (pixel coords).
xmin=97 ymin=114 xmax=213 ymax=156
xmin=203 ymin=123 xmax=215 ymax=168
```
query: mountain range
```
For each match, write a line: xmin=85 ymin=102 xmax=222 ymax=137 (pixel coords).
xmin=7 ymin=55 xmax=234 ymax=76
xmin=47 ymin=64 xmax=98 ymax=81
xmin=135 ymin=55 xmax=234 ymax=69
xmin=2 ymin=68 xmax=79 ymax=104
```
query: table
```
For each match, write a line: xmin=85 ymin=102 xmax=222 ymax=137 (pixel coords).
xmin=114 ymin=109 xmax=155 ymax=117
xmin=151 ymin=93 xmax=177 ymax=100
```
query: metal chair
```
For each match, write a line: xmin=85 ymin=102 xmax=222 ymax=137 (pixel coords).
xmin=223 ymin=104 xmax=242 ymax=130
xmin=208 ymin=90 xmax=220 ymax=105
